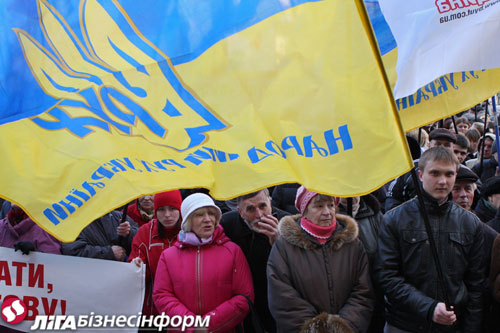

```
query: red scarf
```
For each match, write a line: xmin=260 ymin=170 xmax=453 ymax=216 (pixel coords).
xmin=300 ymin=217 xmax=336 ymax=244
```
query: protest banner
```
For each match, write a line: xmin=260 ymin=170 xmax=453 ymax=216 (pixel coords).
xmin=0 ymin=247 xmax=144 ymax=332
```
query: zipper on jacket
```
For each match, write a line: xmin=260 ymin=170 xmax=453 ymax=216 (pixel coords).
xmin=321 ymin=246 xmax=335 ymax=311
xmin=436 ymin=216 xmax=440 ymax=302
xmin=197 ymin=246 xmax=202 ymax=315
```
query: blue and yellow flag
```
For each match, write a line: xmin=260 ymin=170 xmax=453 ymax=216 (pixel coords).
xmin=0 ymin=0 xmax=412 ymax=241
xmin=366 ymin=0 xmax=500 ymax=131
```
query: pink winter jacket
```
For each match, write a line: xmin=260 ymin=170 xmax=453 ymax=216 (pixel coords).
xmin=153 ymin=225 xmax=254 ymax=332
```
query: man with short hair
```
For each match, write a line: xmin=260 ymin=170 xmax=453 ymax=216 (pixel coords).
xmin=467 ymin=133 xmax=495 ymax=168
xmin=452 ymin=165 xmax=478 ymax=211
xmin=465 ymin=128 xmax=481 ymax=160
xmin=385 ymin=129 xmax=456 ymax=211
xmin=376 ymin=147 xmax=484 ymax=332
xmin=453 ymin=134 xmax=470 ymax=164
xmin=220 ymin=189 xmax=288 ymax=332
xmin=472 ymin=141 xmax=498 ymax=183
xmin=481 ymin=134 xmax=495 ymax=160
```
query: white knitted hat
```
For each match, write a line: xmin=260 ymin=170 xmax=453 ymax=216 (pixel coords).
xmin=180 ymin=193 xmax=222 ymax=232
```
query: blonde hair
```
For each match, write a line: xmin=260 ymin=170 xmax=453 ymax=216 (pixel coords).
xmin=408 ymin=128 xmax=429 ymax=148
xmin=182 ymin=206 xmax=220 ymax=232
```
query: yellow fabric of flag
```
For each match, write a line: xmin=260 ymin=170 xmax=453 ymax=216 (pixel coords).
xmin=383 ymin=49 xmax=500 ymax=131
xmin=0 ymin=0 xmax=412 ymax=241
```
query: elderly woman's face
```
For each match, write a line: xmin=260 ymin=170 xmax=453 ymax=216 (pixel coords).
xmin=191 ymin=207 xmax=217 ymax=238
xmin=304 ymin=196 xmax=335 ymax=227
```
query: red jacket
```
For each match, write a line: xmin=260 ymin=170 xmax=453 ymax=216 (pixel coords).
xmin=126 ymin=202 xmax=153 ymax=227
xmin=129 ymin=220 xmax=179 ymax=316
xmin=153 ymin=226 xmax=254 ymax=332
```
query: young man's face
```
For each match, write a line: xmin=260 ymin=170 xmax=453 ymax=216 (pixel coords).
xmin=419 ymin=160 xmax=457 ymax=204
xmin=453 ymin=144 xmax=468 ymax=163
xmin=469 ymin=139 xmax=479 ymax=154
xmin=482 ymin=138 xmax=494 ymax=159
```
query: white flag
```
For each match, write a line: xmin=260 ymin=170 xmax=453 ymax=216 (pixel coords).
xmin=379 ymin=0 xmax=500 ymax=99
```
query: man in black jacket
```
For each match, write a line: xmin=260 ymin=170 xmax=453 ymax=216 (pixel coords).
xmin=376 ymin=147 xmax=484 ymax=332
xmin=62 ymin=210 xmax=137 ymax=261
xmin=220 ymin=189 xmax=288 ymax=333
xmin=385 ymin=129 xmax=456 ymax=211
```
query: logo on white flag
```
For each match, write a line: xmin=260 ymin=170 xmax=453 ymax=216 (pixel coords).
xmin=435 ymin=0 xmax=490 ymax=13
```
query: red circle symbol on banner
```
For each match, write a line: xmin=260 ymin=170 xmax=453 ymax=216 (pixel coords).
xmin=1 ymin=296 xmax=27 ymax=324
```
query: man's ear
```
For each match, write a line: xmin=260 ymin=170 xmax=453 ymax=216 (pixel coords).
xmin=418 ymin=168 xmax=423 ymax=182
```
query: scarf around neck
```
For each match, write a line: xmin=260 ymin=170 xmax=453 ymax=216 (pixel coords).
xmin=300 ymin=217 xmax=336 ymax=244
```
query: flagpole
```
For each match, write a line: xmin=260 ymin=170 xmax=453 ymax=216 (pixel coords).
xmin=451 ymin=115 xmax=458 ymax=134
xmin=347 ymin=197 xmax=353 ymax=217
xmin=479 ymin=101 xmax=489 ymax=175
xmin=492 ymin=96 xmax=500 ymax=172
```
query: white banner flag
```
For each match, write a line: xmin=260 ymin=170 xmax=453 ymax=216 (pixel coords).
xmin=0 ymin=247 xmax=145 ymax=332
xmin=379 ymin=0 xmax=500 ymax=99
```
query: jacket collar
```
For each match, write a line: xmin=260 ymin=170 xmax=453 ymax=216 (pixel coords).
xmin=279 ymin=213 xmax=358 ymax=250
xmin=175 ymin=225 xmax=229 ymax=248
xmin=420 ymin=190 xmax=452 ymax=215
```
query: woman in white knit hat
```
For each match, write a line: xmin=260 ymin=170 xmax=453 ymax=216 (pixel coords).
xmin=153 ymin=192 xmax=254 ymax=332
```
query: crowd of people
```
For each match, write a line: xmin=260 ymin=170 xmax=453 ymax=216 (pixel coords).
xmin=1 ymin=105 xmax=500 ymax=332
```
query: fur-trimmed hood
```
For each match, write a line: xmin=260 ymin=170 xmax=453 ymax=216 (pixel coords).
xmin=279 ymin=214 xmax=358 ymax=250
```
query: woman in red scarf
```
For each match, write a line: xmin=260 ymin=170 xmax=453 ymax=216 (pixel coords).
xmin=267 ymin=186 xmax=375 ymax=333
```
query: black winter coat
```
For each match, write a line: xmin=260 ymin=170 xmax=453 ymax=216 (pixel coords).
xmin=472 ymin=157 xmax=497 ymax=183
xmin=338 ymin=195 xmax=382 ymax=270
xmin=475 ymin=198 xmax=497 ymax=223
xmin=385 ymin=161 xmax=420 ymax=212
xmin=62 ymin=211 xmax=137 ymax=260
xmin=220 ymin=207 xmax=289 ymax=333
xmin=375 ymin=193 xmax=485 ymax=332
xmin=271 ymin=183 xmax=300 ymax=215
xmin=338 ymin=195 xmax=384 ymax=332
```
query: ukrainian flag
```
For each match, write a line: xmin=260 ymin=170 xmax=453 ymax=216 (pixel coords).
xmin=0 ymin=0 xmax=412 ymax=241
xmin=366 ymin=0 xmax=500 ymax=131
